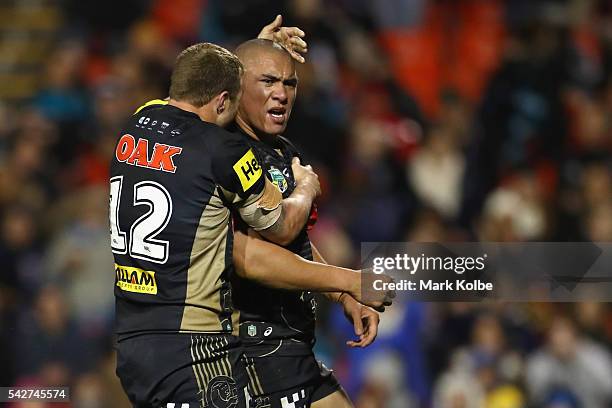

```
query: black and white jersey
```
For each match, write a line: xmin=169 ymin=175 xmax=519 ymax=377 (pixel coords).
xmin=231 ymin=127 xmax=317 ymax=354
xmin=110 ymin=100 xmax=280 ymax=341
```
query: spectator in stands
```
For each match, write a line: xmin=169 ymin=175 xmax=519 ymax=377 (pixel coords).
xmin=14 ymin=285 xmax=92 ymax=379
xmin=526 ymin=316 xmax=612 ymax=408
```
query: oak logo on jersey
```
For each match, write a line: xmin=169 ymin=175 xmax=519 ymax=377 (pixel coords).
xmin=267 ymin=167 xmax=288 ymax=193
xmin=115 ymin=264 xmax=158 ymax=295
xmin=233 ymin=149 xmax=262 ymax=192
xmin=115 ymin=134 xmax=183 ymax=173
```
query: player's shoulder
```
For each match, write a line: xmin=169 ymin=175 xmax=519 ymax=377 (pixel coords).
xmin=134 ymin=99 xmax=237 ymax=138
xmin=206 ymin=124 xmax=251 ymax=153
xmin=208 ymin=126 xmax=260 ymax=173
xmin=133 ymin=99 xmax=169 ymax=115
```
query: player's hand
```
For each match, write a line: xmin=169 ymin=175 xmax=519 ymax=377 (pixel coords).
xmin=349 ymin=271 xmax=395 ymax=312
xmin=257 ymin=15 xmax=308 ymax=63
xmin=339 ymin=294 xmax=380 ymax=348
xmin=291 ymin=157 xmax=320 ymax=198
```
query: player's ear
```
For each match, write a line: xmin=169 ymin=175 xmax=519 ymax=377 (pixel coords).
xmin=215 ymin=91 xmax=230 ymax=115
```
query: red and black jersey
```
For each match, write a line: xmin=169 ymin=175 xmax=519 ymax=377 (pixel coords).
xmin=110 ymin=101 xmax=279 ymax=341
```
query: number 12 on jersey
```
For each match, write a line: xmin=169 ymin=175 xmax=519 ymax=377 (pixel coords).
xmin=110 ymin=176 xmax=173 ymax=264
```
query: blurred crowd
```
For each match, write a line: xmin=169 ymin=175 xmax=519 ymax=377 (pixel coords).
xmin=0 ymin=0 xmax=611 ymax=407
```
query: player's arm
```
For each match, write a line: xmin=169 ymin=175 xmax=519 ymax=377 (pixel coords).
xmin=311 ymin=243 xmax=381 ymax=347
xmin=214 ymin=136 xmax=319 ymax=245
xmin=257 ymin=157 xmax=320 ymax=245
xmin=232 ymin=229 xmax=394 ymax=310
xmin=226 ymin=156 xmax=320 ymax=246
xmin=310 ymin=244 xmax=343 ymax=302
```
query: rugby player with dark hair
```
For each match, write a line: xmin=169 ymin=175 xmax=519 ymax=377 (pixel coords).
xmin=229 ymin=39 xmax=379 ymax=408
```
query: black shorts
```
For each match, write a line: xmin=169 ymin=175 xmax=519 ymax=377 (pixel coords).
xmin=244 ymin=355 xmax=341 ymax=408
xmin=116 ymin=333 xmax=248 ymax=408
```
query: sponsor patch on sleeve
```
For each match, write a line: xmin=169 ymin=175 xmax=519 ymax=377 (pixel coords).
xmin=115 ymin=264 xmax=158 ymax=295
xmin=232 ymin=148 xmax=262 ymax=192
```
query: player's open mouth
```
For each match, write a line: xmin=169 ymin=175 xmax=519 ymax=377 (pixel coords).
xmin=267 ymin=107 xmax=286 ymax=125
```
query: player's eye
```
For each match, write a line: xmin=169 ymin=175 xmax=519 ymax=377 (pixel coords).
xmin=261 ymin=78 xmax=274 ymax=85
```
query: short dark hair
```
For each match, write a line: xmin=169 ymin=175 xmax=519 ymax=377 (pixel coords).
xmin=169 ymin=43 xmax=243 ymax=107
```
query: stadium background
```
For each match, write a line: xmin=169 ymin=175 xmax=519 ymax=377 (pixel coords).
xmin=0 ymin=0 xmax=611 ymax=407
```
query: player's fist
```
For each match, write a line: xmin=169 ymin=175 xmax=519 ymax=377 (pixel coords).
xmin=349 ymin=271 xmax=396 ymax=312
xmin=292 ymin=157 xmax=321 ymax=198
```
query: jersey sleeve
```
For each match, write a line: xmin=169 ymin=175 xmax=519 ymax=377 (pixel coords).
xmin=212 ymin=135 xmax=265 ymax=198
xmin=211 ymin=134 xmax=282 ymax=231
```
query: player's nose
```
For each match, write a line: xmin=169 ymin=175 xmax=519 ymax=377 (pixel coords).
xmin=271 ymin=85 xmax=288 ymax=104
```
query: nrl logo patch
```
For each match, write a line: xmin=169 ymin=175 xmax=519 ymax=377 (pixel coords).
xmin=267 ymin=167 xmax=288 ymax=193
xmin=247 ymin=324 xmax=257 ymax=337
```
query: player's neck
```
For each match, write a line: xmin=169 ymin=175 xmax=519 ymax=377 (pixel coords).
xmin=168 ymin=99 xmax=212 ymax=123
xmin=236 ymin=115 xmax=278 ymax=146
xmin=235 ymin=115 xmax=260 ymax=140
